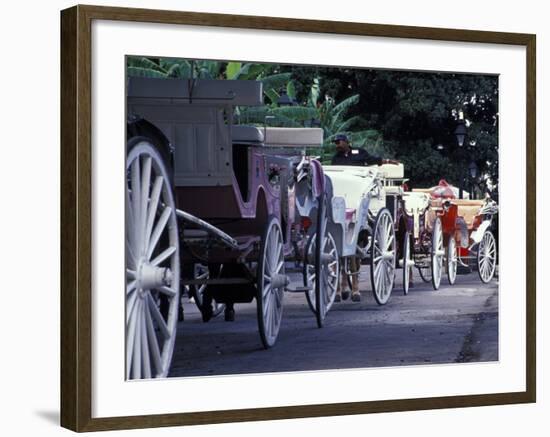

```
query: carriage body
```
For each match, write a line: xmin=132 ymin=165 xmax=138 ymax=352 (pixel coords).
xmin=127 ymin=77 xmax=325 ymax=263
xmin=322 ymin=165 xmax=379 ymax=258
xmin=399 ymin=189 xmax=461 ymax=289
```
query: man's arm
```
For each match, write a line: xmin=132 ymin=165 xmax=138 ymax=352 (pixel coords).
xmin=359 ymin=149 xmax=383 ymax=166
xmin=361 ymin=149 xmax=399 ymax=166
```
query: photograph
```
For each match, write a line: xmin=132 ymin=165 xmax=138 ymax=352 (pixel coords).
xmin=125 ymin=57 xmax=500 ymax=380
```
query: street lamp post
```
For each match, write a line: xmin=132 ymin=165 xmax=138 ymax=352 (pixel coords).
xmin=468 ymin=161 xmax=478 ymax=199
xmin=454 ymin=117 xmax=471 ymax=199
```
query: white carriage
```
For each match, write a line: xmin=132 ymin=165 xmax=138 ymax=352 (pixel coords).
xmin=318 ymin=163 xmax=404 ymax=306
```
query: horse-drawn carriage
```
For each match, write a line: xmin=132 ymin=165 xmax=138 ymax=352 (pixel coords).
xmin=448 ymin=197 xmax=498 ymax=283
xmin=125 ymin=77 xmax=336 ymax=379
xmin=400 ymin=181 xmax=498 ymax=290
xmin=321 ymin=164 xmax=399 ymax=306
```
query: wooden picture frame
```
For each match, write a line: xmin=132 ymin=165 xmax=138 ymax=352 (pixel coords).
xmin=60 ymin=4 xmax=536 ymax=432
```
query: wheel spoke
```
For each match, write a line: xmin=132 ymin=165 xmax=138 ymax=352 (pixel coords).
xmin=132 ymin=303 xmax=143 ymax=379
xmin=146 ymin=294 xmax=170 ymax=339
xmin=264 ymin=291 xmax=273 ymax=333
xmin=126 ymin=290 xmax=138 ymax=325
xmin=384 ymin=219 xmax=392 ymax=245
xmin=268 ymin=229 xmax=277 ymax=269
xmin=140 ymin=156 xmax=152 ymax=246
xmin=374 ymin=259 xmax=383 ymax=276
xmin=126 ymin=279 xmax=137 ymax=295
xmin=384 ymin=263 xmax=392 ymax=290
xmin=386 ymin=233 xmax=394 ymax=251
xmin=376 ymin=262 xmax=383 ymax=293
xmin=382 ymin=263 xmax=388 ymax=293
xmin=146 ymin=206 xmax=172 ymax=260
xmin=481 ymin=261 xmax=487 ymax=280
xmin=480 ymin=256 xmax=487 ymax=269
xmin=131 ymin=158 xmax=142 ymax=254
xmin=126 ymin=187 xmax=135 ymax=246
xmin=126 ymin=298 xmax=140 ymax=379
xmin=144 ymin=176 xmax=163 ymax=249
xmin=144 ymin=303 xmax=162 ymax=375
xmin=275 ymin=287 xmax=283 ymax=309
xmin=126 ymin=238 xmax=136 ymax=269
xmin=158 ymin=286 xmax=176 ymax=298
xmin=263 ymin=284 xmax=272 ymax=308
xmin=151 ymin=246 xmax=177 ymax=266
xmin=141 ymin=306 xmax=152 ymax=379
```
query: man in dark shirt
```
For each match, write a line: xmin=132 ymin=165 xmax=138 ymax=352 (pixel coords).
xmin=331 ymin=134 xmax=399 ymax=166
xmin=331 ymin=134 xmax=400 ymax=302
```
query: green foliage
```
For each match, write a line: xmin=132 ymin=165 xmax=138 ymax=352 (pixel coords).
xmin=397 ymin=140 xmax=459 ymax=188
xmin=126 ymin=67 xmax=167 ymax=78
xmin=225 ymin=62 xmax=242 ymax=80
xmin=286 ymin=80 xmax=297 ymax=99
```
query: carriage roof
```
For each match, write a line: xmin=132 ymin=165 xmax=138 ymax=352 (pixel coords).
xmin=127 ymin=76 xmax=264 ymax=106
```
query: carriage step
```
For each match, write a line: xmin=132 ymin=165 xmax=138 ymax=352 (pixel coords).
xmin=286 ymin=285 xmax=312 ymax=293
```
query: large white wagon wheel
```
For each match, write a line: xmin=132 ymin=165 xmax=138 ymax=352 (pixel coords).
xmin=303 ymin=196 xmax=339 ymax=327
xmin=189 ymin=264 xmax=225 ymax=322
xmin=446 ymin=236 xmax=458 ymax=285
xmin=431 ymin=217 xmax=444 ymax=290
xmin=256 ymin=217 xmax=286 ymax=348
xmin=303 ymin=230 xmax=339 ymax=327
xmin=126 ymin=140 xmax=180 ymax=379
xmin=477 ymin=230 xmax=497 ymax=283
xmin=402 ymin=231 xmax=413 ymax=295
xmin=370 ymin=208 xmax=396 ymax=305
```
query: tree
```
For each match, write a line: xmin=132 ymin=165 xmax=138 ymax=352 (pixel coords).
xmin=311 ymin=68 xmax=499 ymax=190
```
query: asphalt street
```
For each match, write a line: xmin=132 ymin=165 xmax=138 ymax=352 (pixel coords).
xmin=169 ymin=267 xmax=498 ymax=378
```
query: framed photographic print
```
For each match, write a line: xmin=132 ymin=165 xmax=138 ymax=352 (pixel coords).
xmin=60 ymin=4 xmax=536 ymax=432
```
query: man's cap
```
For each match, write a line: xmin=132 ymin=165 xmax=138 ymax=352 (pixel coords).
xmin=333 ymin=134 xmax=349 ymax=143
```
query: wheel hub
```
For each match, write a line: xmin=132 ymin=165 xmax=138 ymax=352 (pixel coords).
xmin=270 ymin=273 xmax=289 ymax=289
xmin=321 ymin=253 xmax=335 ymax=264
xmin=381 ymin=251 xmax=395 ymax=261
xmin=137 ymin=259 xmax=172 ymax=294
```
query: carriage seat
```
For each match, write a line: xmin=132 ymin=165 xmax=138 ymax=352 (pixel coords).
xmin=402 ymin=192 xmax=430 ymax=215
xmin=231 ymin=125 xmax=264 ymax=144
xmin=451 ymin=200 xmax=484 ymax=229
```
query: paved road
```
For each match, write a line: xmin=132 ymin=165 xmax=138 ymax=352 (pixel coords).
xmin=170 ymin=268 xmax=498 ymax=378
